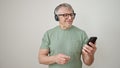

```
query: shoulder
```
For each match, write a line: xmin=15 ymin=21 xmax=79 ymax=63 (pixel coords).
xmin=44 ymin=26 xmax=59 ymax=36
xmin=47 ymin=26 xmax=59 ymax=33
xmin=72 ymin=25 xmax=87 ymax=34
xmin=72 ymin=25 xmax=88 ymax=42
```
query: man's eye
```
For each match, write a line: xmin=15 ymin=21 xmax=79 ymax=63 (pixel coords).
xmin=63 ymin=14 xmax=68 ymax=16
xmin=70 ymin=14 xmax=74 ymax=16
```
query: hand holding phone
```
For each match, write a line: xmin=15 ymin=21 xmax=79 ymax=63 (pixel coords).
xmin=87 ymin=37 xmax=97 ymax=46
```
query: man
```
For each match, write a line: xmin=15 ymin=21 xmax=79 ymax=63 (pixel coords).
xmin=38 ymin=3 xmax=96 ymax=68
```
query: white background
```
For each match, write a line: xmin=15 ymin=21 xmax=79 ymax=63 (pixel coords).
xmin=0 ymin=0 xmax=120 ymax=68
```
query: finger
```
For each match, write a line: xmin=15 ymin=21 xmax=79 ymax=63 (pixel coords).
xmin=84 ymin=45 xmax=94 ymax=54
xmin=89 ymin=42 xmax=97 ymax=51
xmin=82 ymin=49 xmax=88 ymax=55
xmin=83 ymin=46 xmax=93 ymax=55
xmin=59 ymin=58 xmax=69 ymax=64
xmin=89 ymin=42 xmax=96 ymax=47
xmin=56 ymin=58 xmax=65 ymax=64
xmin=60 ymin=54 xmax=70 ymax=59
xmin=85 ymin=45 xmax=93 ymax=51
xmin=59 ymin=60 xmax=66 ymax=64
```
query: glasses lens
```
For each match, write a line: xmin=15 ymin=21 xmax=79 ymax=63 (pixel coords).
xmin=58 ymin=13 xmax=75 ymax=18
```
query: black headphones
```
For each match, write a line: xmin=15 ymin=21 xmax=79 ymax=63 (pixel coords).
xmin=54 ymin=12 xmax=59 ymax=21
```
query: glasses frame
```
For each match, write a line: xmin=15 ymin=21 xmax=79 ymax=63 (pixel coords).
xmin=57 ymin=13 xmax=76 ymax=18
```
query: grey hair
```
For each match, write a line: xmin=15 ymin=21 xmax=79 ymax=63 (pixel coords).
xmin=54 ymin=3 xmax=74 ymax=14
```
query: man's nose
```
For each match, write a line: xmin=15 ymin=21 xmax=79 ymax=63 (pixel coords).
xmin=68 ymin=15 xmax=72 ymax=20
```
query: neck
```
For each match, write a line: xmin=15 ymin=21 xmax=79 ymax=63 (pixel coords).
xmin=59 ymin=24 xmax=72 ymax=30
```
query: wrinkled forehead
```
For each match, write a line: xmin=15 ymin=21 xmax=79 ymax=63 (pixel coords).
xmin=57 ymin=7 xmax=73 ymax=14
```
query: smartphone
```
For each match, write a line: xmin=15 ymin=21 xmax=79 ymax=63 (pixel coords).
xmin=87 ymin=37 xmax=97 ymax=46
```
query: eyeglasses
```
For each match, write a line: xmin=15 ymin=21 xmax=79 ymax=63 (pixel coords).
xmin=57 ymin=13 xmax=76 ymax=18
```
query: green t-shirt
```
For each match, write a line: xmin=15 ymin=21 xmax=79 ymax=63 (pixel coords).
xmin=40 ymin=25 xmax=88 ymax=68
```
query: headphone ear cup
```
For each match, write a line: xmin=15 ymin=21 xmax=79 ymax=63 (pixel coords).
xmin=73 ymin=13 xmax=76 ymax=19
xmin=55 ymin=15 xmax=59 ymax=21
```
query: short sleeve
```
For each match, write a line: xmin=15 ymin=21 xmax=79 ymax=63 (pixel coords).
xmin=82 ymin=31 xmax=88 ymax=46
xmin=40 ymin=31 xmax=50 ymax=49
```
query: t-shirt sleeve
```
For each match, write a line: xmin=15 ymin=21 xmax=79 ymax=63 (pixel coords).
xmin=82 ymin=31 xmax=88 ymax=47
xmin=40 ymin=31 xmax=50 ymax=49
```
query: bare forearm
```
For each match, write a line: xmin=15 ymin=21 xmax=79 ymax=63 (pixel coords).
xmin=39 ymin=55 xmax=56 ymax=65
xmin=82 ymin=43 xmax=97 ymax=66
xmin=38 ymin=49 xmax=70 ymax=65
xmin=82 ymin=55 xmax=94 ymax=66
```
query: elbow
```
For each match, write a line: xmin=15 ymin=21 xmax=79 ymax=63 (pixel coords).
xmin=38 ymin=59 xmax=45 ymax=64
xmin=38 ymin=60 xmax=41 ymax=64
xmin=38 ymin=56 xmax=43 ymax=64
xmin=83 ymin=59 xmax=94 ymax=66
xmin=83 ymin=56 xmax=94 ymax=66
xmin=85 ymin=62 xmax=92 ymax=66
xmin=38 ymin=56 xmax=46 ymax=64
xmin=39 ymin=61 xmax=43 ymax=64
xmin=38 ymin=59 xmax=42 ymax=64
